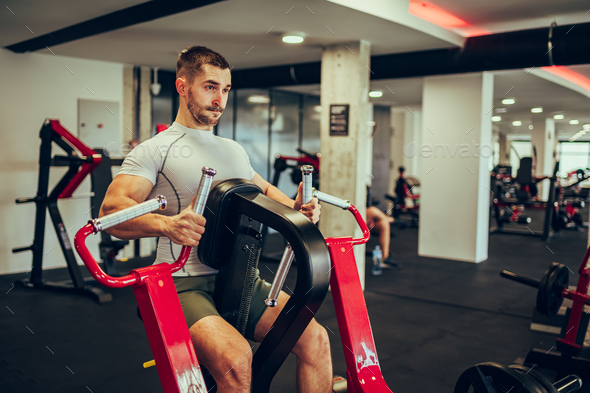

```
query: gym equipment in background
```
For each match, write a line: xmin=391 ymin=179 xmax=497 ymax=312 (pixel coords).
xmin=454 ymin=362 xmax=581 ymax=393
xmin=89 ymin=148 xmax=129 ymax=276
xmin=500 ymin=247 xmax=590 ymax=384
xmin=270 ymin=147 xmax=320 ymax=192
xmin=490 ymin=160 xmax=559 ymax=241
xmin=12 ymin=119 xmax=112 ymax=303
xmin=553 ymin=168 xmax=590 ymax=232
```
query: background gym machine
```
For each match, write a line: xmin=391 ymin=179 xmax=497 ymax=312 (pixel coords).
xmin=13 ymin=119 xmax=136 ymax=303
xmin=12 ymin=119 xmax=112 ymax=303
xmin=490 ymin=160 xmax=559 ymax=242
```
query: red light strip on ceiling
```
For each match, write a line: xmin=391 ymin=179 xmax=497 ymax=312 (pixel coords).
xmin=408 ymin=1 xmax=491 ymax=37
xmin=541 ymin=66 xmax=590 ymax=94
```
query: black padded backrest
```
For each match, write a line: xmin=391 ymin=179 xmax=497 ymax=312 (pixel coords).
xmin=516 ymin=157 xmax=533 ymax=185
xmin=198 ymin=179 xmax=263 ymax=269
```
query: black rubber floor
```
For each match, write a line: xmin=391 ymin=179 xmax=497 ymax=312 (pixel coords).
xmin=1 ymin=222 xmax=588 ymax=392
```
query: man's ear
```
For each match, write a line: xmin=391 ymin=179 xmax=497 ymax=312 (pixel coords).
xmin=176 ymin=77 xmax=187 ymax=96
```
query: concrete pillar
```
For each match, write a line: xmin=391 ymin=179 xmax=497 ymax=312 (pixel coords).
xmin=531 ymin=118 xmax=556 ymax=200
xmin=139 ymin=66 xmax=152 ymax=142
xmin=419 ymin=72 xmax=494 ymax=263
xmin=123 ymin=65 xmax=135 ymax=144
xmin=319 ymin=40 xmax=371 ymax=286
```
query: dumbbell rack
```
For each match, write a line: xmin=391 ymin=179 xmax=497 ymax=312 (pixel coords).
xmin=501 ymin=246 xmax=590 ymax=382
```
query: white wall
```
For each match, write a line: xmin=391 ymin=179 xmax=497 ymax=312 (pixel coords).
xmin=0 ymin=48 xmax=124 ymax=274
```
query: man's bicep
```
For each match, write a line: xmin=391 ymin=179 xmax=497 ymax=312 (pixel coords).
xmin=100 ymin=174 xmax=154 ymax=215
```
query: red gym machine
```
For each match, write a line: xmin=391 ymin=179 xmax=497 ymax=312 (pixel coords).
xmin=74 ymin=165 xmax=394 ymax=392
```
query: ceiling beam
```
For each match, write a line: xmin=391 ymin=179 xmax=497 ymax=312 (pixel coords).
xmin=5 ymin=0 xmax=225 ymax=53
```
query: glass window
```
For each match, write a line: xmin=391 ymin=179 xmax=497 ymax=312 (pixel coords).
xmin=235 ymin=89 xmax=270 ymax=180
xmin=559 ymin=142 xmax=590 ymax=175
xmin=269 ymin=91 xmax=300 ymax=198
xmin=301 ymin=95 xmax=321 ymax=154
xmin=216 ymin=89 xmax=234 ymax=139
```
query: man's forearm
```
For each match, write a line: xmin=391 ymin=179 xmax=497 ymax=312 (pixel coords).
xmin=100 ymin=196 xmax=169 ymax=240
xmin=265 ymin=185 xmax=295 ymax=209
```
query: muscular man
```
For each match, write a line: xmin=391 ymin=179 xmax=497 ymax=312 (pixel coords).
xmin=100 ymin=46 xmax=332 ymax=393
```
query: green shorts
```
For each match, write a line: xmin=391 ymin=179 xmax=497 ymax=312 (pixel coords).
xmin=173 ymin=273 xmax=271 ymax=341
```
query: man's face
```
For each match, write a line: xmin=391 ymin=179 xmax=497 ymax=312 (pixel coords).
xmin=185 ymin=64 xmax=232 ymax=128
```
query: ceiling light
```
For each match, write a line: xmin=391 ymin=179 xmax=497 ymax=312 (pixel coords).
xmin=528 ymin=125 xmax=534 ymax=130
xmin=502 ymin=98 xmax=515 ymax=105
xmin=495 ymin=108 xmax=507 ymax=113
xmin=512 ymin=121 xmax=522 ymax=126
xmin=584 ymin=124 xmax=590 ymax=130
xmin=553 ymin=114 xmax=564 ymax=120
xmin=282 ymin=32 xmax=305 ymax=44
xmin=491 ymin=116 xmax=501 ymax=122
xmin=570 ymin=119 xmax=579 ymax=125
xmin=369 ymin=91 xmax=383 ymax=98
xmin=531 ymin=107 xmax=543 ymax=113
xmin=247 ymin=95 xmax=270 ymax=104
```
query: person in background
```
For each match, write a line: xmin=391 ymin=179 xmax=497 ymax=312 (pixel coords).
xmin=366 ymin=206 xmax=402 ymax=269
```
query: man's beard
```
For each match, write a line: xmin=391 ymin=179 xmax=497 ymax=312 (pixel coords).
xmin=187 ymin=90 xmax=223 ymax=127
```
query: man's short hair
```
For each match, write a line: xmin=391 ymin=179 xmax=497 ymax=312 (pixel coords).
xmin=176 ymin=46 xmax=230 ymax=84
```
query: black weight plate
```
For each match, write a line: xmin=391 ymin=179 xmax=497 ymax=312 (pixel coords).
xmin=455 ymin=362 xmax=538 ymax=393
xmin=536 ymin=263 xmax=559 ymax=316
xmin=510 ymin=365 xmax=557 ymax=393
xmin=546 ymin=264 xmax=568 ymax=317
xmin=537 ymin=264 xmax=568 ymax=317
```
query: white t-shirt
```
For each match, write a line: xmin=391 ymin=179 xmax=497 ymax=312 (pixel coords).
xmin=118 ymin=122 xmax=256 ymax=276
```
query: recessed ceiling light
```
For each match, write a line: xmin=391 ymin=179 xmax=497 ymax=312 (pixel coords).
xmin=512 ymin=120 xmax=522 ymax=126
xmin=491 ymin=116 xmax=501 ymax=122
xmin=584 ymin=124 xmax=590 ymax=131
xmin=495 ymin=108 xmax=507 ymax=113
xmin=247 ymin=95 xmax=270 ymax=104
xmin=553 ymin=114 xmax=564 ymax=120
xmin=531 ymin=107 xmax=543 ymax=113
xmin=502 ymin=98 xmax=515 ymax=105
xmin=528 ymin=125 xmax=534 ymax=130
xmin=369 ymin=91 xmax=383 ymax=98
xmin=570 ymin=120 xmax=579 ymax=125
xmin=282 ymin=32 xmax=305 ymax=44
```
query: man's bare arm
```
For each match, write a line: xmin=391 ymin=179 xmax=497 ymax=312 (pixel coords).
xmin=250 ymin=172 xmax=320 ymax=224
xmin=100 ymin=174 xmax=205 ymax=246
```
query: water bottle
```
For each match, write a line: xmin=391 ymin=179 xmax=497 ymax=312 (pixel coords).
xmin=371 ymin=246 xmax=383 ymax=276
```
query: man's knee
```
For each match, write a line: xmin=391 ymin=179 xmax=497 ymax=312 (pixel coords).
xmin=206 ymin=340 xmax=252 ymax=386
xmin=294 ymin=321 xmax=331 ymax=360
